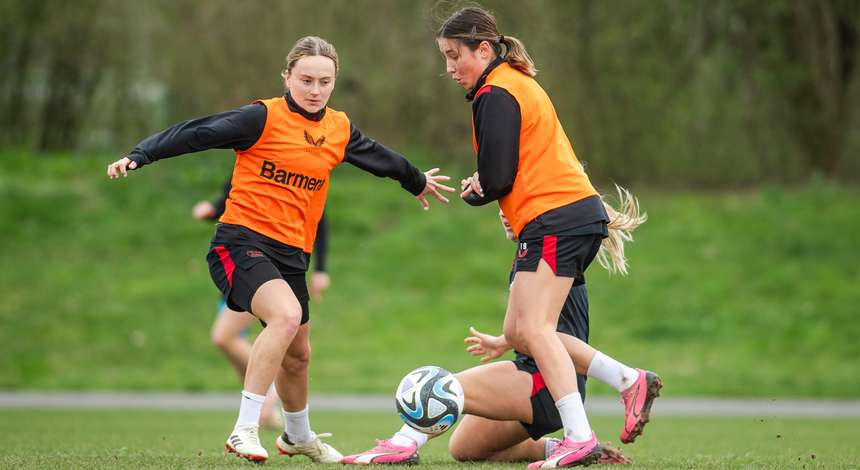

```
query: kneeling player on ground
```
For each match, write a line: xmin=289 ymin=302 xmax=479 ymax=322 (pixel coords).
xmin=341 ymin=297 xmax=631 ymax=465
xmin=342 ymin=210 xmax=659 ymax=466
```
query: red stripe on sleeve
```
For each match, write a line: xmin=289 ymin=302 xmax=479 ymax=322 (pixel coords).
xmin=531 ymin=372 xmax=546 ymax=397
xmin=541 ymin=235 xmax=558 ymax=274
xmin=214 ymin=246 xmax=235 ymax=287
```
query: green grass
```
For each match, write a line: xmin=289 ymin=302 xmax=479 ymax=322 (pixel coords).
xmin=1 ymin=152 xmax=859 ymax=396
xmin=0 ymin=409 xmax=857 ymax=469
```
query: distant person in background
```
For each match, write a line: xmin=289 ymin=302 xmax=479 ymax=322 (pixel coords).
xmin=192 ymin=178 xmax=333 ymax=429
xmin=107 ymin=35 xmax=454 ymax=463
xmin=438 ymin=6 xmax=660 ymax=467
xmin=342 ymin=210 xmax=631 ymax=466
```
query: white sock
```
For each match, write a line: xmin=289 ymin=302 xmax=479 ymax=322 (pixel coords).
xmin=556 ymin=392 xmax=592 ymax=442
xmin=544 ymin=438 xmax=559 ymax=458
xmin=234 ymin=390 xmax=267 ymax=430
xmin=390 ymin=425 xmax=429 ymax=448
xmin=586 ymin=351 xmax=640 ymax=392
xmin=283 ymin=405 xmax=312 ymax=443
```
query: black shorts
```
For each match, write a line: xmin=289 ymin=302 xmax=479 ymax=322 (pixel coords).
xmin=207 ymin=243 xmax=310 ymax=324
xmin=513 ymin=348 xmax=588 ymax=440
xmin=514 ymin=233 xmax=603 ymax=283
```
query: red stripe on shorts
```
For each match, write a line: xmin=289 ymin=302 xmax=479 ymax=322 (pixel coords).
xmin=541 ymin=235 xmax=558 ymax=274
xmin=214 ymin=246 xmax=235 ymax=287
xmin=531 ymin=372 xmax=546 ymax=397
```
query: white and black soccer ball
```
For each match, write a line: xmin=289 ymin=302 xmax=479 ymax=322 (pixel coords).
xmin=395 ymin=366 xmax=464 ymax=435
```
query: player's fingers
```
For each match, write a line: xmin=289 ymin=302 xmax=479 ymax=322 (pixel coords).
xmin=433 ymin=181 xmax=456 ymax=192
xmin=471 ymin=179 xmax=484 ymax=197
xmin=429 ymin=187 xmax=450 ymax=204
xmin=470 ymin=327 xmax=491 ymax=339
xmin=417 ymin=195 xmax=429 ymax=211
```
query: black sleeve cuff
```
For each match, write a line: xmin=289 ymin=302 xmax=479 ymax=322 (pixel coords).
xmin=127 ymin=149 xmax=152 ymax=169
xmin=462 ymin=190 xmax=493 ymax=206
xmin=403 ymin=170 xmax=426 ymax=196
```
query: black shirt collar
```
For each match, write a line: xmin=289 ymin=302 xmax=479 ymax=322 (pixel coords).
xmin=466 ymin=57 xmax=504 ymax=101
xmin=284 ymin=92 xmax=326 ymax=121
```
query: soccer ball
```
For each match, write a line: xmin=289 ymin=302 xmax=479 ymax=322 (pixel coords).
xmin=395 ymin=365 xmax=464 ymax=435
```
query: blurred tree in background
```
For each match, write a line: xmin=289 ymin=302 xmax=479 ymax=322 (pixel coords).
xmin=1 ymin=0 xmax=857 ymax=186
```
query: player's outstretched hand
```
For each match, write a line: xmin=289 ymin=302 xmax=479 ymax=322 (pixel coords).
xmin=192 ymin=201 xmax=217 ymax=220
xmin=106 ymin=156 xmax=138 ymax=179
xmin=464 ymin=326 xmax=511 ymax=363
xmin=416 ymin=168 xmax=455 ymax=210
xmin=309 ymin=271 xmax=331 ymax=300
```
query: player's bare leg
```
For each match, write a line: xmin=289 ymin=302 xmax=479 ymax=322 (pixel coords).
xmin=274 ymin=324 xmax=342 ymax=463
xmin=225 ymin=279 xmax=301 ymax=463
xmin=508 ymin=261 xmax=602 ymax=467
xmin=211 ymin=306 xmax=281 ymax=428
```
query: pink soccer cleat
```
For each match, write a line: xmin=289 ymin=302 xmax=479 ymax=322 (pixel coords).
xmin=341 ymin=439 xmax=419 ymax=465
xmin=528 ymin=434 xmax=602 ymax=468
xmin=619 ymin=369 xmax=662 ymax=444
xmin=545 ymin=438 xmax=630 ymax=465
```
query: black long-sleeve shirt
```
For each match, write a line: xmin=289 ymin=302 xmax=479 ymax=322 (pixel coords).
xmin=127 ymin=93 xmax=426 ymax=195
xmin=462 ymin=58 xmax=520 ymax=206
xmin=462 ymin=59 xmax=608 ymax=235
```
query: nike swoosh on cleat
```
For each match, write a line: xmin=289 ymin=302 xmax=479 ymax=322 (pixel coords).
xmin=631 ymin=390 xmax=641 ymax=418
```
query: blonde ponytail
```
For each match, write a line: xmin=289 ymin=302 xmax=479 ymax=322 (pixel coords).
xmin=500 ymin=35 xmax=537 ymax=77
xmin=596 ymin=185 xmax=647 ymax=275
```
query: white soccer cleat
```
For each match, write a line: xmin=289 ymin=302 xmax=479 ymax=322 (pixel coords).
xmin=276 ymin=431 xmax=343 ymax=463
xmin=225 ymin=424 xmax=269 ymax=463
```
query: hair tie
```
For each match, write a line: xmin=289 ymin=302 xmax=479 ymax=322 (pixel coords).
xmin=498 ymin=35 xmax=506 ymax=44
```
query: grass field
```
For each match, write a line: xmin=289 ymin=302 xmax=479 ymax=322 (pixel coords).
xmin=1 ymin=152 xmax=859 ymax=396
xmin=1 ymin=409 xmax=857 ymax=469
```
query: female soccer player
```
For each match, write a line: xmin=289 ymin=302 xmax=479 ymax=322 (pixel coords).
xmin=107 ymin=36 xmax=454 ymax=463
xmin=193 ymin=179 xmax=333 ymax=429
xmin=436 ymin=6 xmax=661 ymax=467
xmin=342 ymin=209 xmax=645 ymax=467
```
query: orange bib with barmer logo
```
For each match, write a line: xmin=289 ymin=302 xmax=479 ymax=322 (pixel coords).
xmin=473 ymin=63 xmax=599 ymax=235
xmin=219 ymin=97 xmax=350 ymax=252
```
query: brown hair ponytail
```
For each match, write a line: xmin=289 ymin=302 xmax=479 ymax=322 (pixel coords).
xmin=498 ymin=35 xmax=536 ymax=77
xmin=437 ymin=6 xmax=537 ymax=77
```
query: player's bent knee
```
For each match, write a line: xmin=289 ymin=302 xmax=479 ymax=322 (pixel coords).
xmin=264 ymin=306 xmax=302 ymax=332
xmin=448 ymin=439 xmax=484 ymax=462
xmin=282 ymin=347 xmax=311 ymax=373
xmin=448 ymin=439 xmax=469 ymax=462
xmin=210 ymin=329 xmax=234 ymax=350
xmin=503 ymin=323 xmax=524 ymax=351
